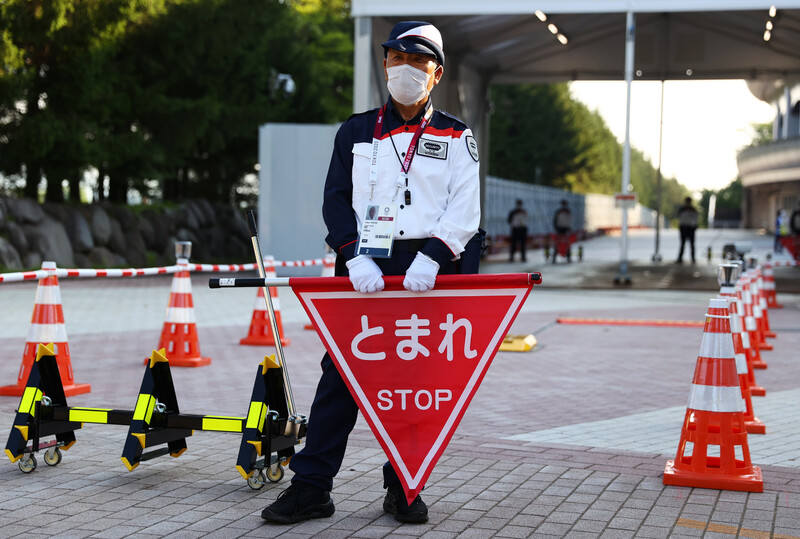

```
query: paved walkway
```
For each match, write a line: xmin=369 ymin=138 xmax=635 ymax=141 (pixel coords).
xmin=0 ymin=228 xmax=798 ymax=538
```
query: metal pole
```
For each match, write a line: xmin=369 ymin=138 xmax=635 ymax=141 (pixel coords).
xmin=652 ymin=80 xmax=665 ymax=262
xmin=245 ymin=210 xmax=299 ymax=425
xmin=616 ymin=11 xmax=635 ymax=284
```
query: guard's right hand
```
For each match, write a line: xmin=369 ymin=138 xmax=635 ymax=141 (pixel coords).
xmin=346 ymin=255 xmax=385 ymax=293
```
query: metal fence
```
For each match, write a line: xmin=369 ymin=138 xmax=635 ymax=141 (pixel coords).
xmin=484 ymin=176 xmax=657 ymax=239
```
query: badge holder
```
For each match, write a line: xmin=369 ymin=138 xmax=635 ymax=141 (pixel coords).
xmin=356 ymin=203 xmax=397 ymax=258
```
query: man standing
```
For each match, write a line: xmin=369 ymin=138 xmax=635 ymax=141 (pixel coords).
xmin=676 ymin=196 xmax=699 ymax=264
xmin=507 ymin=199 xmax=528 ymax=262
xmin=553 ymin=199 xmax=572 ymax=235
xmin=552 ymin=199 xmax=573 ymax=263
xmin=261 ymin=21 xmax=480 ymax=525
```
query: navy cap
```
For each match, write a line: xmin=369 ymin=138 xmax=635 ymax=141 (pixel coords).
xmin=382 ymin=21 xmax=444 ymax=66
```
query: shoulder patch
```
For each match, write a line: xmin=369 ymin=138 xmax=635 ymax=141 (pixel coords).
xmin=465 ymin=135 xmax=479 ymax=162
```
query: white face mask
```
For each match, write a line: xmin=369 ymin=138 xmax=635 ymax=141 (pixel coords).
xmin=386 ymin=64 xmax=432 ymax=106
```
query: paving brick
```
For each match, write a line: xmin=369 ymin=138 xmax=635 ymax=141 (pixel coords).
xmin=570 ymin=518 xmax=607 ymax=533
xmin=632 ymin=525 xmax=671 ymax=538
xmin=1 ymin=280 xmax=799 ymax=538
xmin=494 ymin=524 xmax=533 ymax=538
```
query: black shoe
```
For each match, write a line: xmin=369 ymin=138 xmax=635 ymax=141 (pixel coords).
xmin=261 ymin=482 xmax=335 ymax=524
xmin=383 ymin=483 xmax=428 ymax=523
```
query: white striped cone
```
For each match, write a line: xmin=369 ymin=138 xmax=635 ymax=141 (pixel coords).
xmin=753 ymin=267 xmax=777 ymax=340
xmin=735 ymin=281 xmax=765 ymax=396
xmin=750 ymin=268 xmax=772 ymax=350
xmin=0 ymin=261 xmax=90 ymax=396
xmin=240 ymin=257 xmax=290 ymax=346
xmin=740 ymin=276 xmax=767 ymax=370
xmin=718 ymin=291 xmax=765 ymax=434
xmin=153 ymin=268 xmax=211 ymax=367
xmin=305 ymin=252 xmax=336 ymax=331
xmin=763 ymin=264 xmax=783 ymax=309
xmin=663 ymin=298 xmax=762 ymax=492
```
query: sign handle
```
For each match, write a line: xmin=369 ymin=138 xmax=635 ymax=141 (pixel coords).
xmin=245 ymin=210 xmax=300 ymax=425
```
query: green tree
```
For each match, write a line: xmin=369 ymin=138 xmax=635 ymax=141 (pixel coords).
xmin=746 ymin=121 xmax=773 ymax=148
xmin=488 ymin=82 xmax=691 ymax=216
xmin=105 ymin=0 xmax=353 ymax=202
xmin=0 ymin=0 xmax=167 ymax=201
xmin=1 ymin=0 xmax=354 ymax=203
xmin=489 ymin=84 xmax=583 ymax=186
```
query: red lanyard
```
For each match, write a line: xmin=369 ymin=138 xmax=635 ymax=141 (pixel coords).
xmin=373 ymin=104 xmax=433 ymax=175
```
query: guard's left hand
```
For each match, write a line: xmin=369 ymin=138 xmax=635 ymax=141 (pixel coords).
xmin=403 ymin=252 xmax=440 ymax=292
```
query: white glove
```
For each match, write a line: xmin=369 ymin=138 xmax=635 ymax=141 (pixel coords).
xmin=403 ymin=252 xmax=440 ymax=292
xmin=346 ymin=255 xmax=385 ymax=293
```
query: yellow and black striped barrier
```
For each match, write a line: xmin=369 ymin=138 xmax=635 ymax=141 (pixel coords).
xmin=4 ymin=344 xmax=305 ymax=490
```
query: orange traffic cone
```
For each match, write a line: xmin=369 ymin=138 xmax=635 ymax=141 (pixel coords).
xmin=763 ymin=263 xmax=783 ymax=309
xmin=718 ymin=293 xmax=765 ymax=434
xmin=153 ymin=267 xmax=211 ymax=367
xmin=305 ymin=252 xmax=336 ymax=331
xmin=663 ymin=298 xmax=763 ymax=492
xmin=740 ymin=276 xmax=767 ymax=370
xmin=0 ymin=261 xmax=90 ymax=396
xmin=749 ymin=269 xmax=774 ymax=349
xmin=752 ymin=268 xmax=777 ymax=340
xmin=735 ymin=280 xmax=766 ymax=397
xmin=240 ymin=256 xmax=290 ymax=346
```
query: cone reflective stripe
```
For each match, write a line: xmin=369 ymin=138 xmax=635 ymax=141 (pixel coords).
xmin=719 ymin=292 xmax=765 ymax=434
xmin=0 ymin=262 xmax=90 ymax=397
xmin=663 ymin=298 xmax=763 ymax=492
xmin=153 ymin=267 xmax=211 ymax=367
xmin=240 ymin=256 xmax=290 ymax=346
xmin=763 ymin=264 xmax=783 ymax=308
xmin=305 ymin=252 xmax=336 ymax=331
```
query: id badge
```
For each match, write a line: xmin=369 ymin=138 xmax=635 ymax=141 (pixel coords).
xmin=356 ymin=203 xmax=397 ymax=258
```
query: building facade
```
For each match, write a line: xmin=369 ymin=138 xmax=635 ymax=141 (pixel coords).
xmin=737 ymin=83 xmax=800 ymax=230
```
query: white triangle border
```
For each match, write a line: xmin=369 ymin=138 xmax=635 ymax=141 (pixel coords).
xmin=297 ymin=287 xmax=530 ymax=490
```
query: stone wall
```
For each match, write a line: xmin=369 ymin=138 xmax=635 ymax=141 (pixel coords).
xmin=0 ymin=197 xmax=254 ymax=271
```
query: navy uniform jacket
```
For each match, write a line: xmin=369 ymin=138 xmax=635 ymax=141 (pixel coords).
xmin=322 ymin=98 xmax=480 ymax=271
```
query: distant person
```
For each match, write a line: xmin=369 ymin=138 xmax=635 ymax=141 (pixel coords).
xmin=791 ymin=201 xmax=800 ymax=235
xmin=553 ymin=199 xmax=572 ymax=235
xmin=552 ymin=199 xmax=573 ymax=263
xmin=507 ymin=199 xmax=528 ymax=262
xmin=774 ymin=210 xmax=786 ymax=254
xmin=676 ymin=197 xmax=699 ymax=264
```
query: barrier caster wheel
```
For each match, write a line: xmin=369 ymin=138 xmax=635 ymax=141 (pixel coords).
xmin=247 ymin=470 xmax=266 ymax=490
xmin=44 ymin=447 xmax=62 ymax=466
xmin=19 ymin=454 xmax=37 ymax=474
xmin=266 ymin=464 xmax=284 ymax=483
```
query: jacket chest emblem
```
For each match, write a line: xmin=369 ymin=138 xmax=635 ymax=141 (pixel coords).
xmin=416 ymin=138 xmax=448 ymax=160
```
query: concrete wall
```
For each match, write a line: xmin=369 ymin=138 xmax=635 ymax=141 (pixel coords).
xmin=257 ymin=123 xmax=339 ymax=268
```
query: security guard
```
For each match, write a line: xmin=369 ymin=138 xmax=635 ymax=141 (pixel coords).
xmin=262 ymin=21 xmax=481 ymax=525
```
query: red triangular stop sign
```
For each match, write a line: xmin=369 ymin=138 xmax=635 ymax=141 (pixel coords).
xmin=290 ymin=273 xmax=539 ymax=504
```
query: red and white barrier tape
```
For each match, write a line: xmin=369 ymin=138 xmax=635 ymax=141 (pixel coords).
xmin=0 ymin=256 xmax=330 ymax=284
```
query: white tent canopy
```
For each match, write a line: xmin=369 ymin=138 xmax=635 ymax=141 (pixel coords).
xmin=350 ymin=1 xmax=800 ymax=279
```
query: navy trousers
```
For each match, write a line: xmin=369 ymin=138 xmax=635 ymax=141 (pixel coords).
xmin=288 ymin=245 xmax=459 ymax=492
